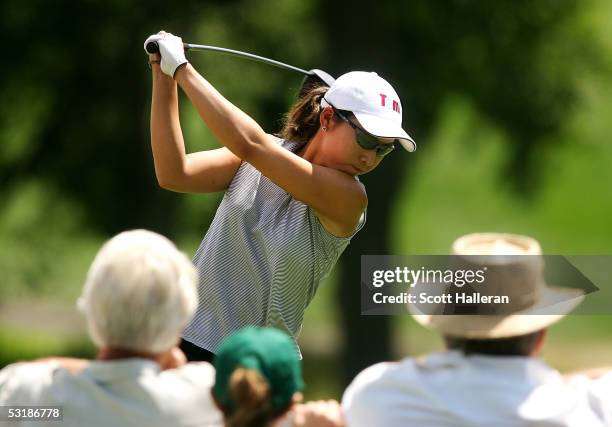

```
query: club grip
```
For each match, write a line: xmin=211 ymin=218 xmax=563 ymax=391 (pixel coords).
xmin=146 ymin=41 xmax=160 ymax=54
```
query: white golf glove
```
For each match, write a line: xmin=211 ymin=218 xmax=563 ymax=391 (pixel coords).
xmin=144 ymin=32 xmax=188 ymax=78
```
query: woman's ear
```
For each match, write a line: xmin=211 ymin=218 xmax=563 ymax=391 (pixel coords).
xmin=319 ymin=106 xmax=334 ymax=130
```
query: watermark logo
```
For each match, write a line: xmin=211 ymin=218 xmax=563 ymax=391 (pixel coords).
xmin=361 ymin=255 xmax=603 ymax=316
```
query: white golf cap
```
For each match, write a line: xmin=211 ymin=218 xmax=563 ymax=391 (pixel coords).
xmin=321 ymin=71 xmax=416 ymax=152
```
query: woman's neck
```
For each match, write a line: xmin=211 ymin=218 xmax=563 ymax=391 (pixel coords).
xmin=298 ymin=134 xmax=326 ymax=165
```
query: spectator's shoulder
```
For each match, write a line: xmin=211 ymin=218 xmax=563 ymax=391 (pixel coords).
xmin=157 ymin=362 xmax=223 ymax=425
xmin=161 ymin=361 xmax=216 ymax=387
xmin=351 ymin=361 xmax=395 ymax=387
xmin=341 ymin=361 xmax=408 ymax=427
xmin=0 ymin=361 xmax=61 ymax=404
xmin=157 ymin=361 xmax=218 ymax=405
xmin=571 ymin=371 xmax=612 ymax=401
xmin=344 ymin=360 xmax=412 ymax=405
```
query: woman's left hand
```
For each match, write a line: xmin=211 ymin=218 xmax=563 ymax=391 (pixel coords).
xmin=143 ymin=31 xmax=188 ymax=78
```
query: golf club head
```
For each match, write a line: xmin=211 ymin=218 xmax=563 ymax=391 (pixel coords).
xmin=299 ymin=69 xmax=335 ymax=98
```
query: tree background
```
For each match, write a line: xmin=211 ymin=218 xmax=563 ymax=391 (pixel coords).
xmin=1 ymin=0 xmax=612 ymax=397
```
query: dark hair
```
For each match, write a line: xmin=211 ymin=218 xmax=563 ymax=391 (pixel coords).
xmin=223 ymin=368 xmax=284 ymax=427
xmin=443 ymin=330 xmax=543 ymax=357
xmin=278 ymin=81 xmax=352 ymax=144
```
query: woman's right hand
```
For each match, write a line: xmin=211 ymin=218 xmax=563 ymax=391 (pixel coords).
xmin=148 ymin=51 xmax=161 ymax=69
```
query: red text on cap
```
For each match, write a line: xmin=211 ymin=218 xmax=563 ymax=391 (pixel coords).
xmin=379 ymin=93 xmax=401 ymax=114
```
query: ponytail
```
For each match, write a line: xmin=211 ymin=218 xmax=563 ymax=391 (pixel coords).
xmin=225 ymin=368 xmax=277 ymax=427
xmin=278 ymin=85 xmax=330 ymax=144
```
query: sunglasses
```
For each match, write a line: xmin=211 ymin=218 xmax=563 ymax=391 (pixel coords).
xmin=332 ymin=107 xmax=396 ymax=157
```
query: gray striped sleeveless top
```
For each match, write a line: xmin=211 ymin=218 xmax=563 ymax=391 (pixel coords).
xmin=182 ymin=137 xmax=365 ymax=354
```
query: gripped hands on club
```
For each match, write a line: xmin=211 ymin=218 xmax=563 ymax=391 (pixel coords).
xmin=144 ymin=31 xmax=189 ymax=78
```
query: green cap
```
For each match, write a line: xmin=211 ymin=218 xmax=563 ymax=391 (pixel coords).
xmin=213 ymin=327 xmax=304 ymax=411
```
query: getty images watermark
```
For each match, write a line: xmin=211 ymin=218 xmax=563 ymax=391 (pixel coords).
xmin=361 ymin=255 xmax=605 ymax=315
xmin=371 ymin=266 xmax=500 ymax=305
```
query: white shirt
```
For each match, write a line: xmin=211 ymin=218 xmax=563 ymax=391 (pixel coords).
xmin=342 ymin=351 xmax=612 ymax=427
xmin=0 ymin=359 xmax=223 ymax=427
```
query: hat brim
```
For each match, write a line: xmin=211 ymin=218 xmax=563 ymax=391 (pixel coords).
xmin=409 ymin=286 xmax=584 ymax=339
xmin=353 ymin=111 xmax=417 ymax=152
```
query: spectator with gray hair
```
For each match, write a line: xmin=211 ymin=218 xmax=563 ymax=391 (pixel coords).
xmin=0 ymin=229 xmax=223 ymax=427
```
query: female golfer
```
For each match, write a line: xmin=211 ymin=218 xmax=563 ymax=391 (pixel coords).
xmin=144 ymin=32 xmax=416 ymax=362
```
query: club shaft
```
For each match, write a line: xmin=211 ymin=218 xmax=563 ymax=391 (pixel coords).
xmin=184 ymin=43 xmax=311 ymax=75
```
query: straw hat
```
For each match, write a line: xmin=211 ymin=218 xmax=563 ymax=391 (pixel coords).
xmin=409 ymin=233 xmax=584 ymax=339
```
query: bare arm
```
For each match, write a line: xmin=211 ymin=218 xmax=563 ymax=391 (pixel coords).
xmin=27 ymin=346 xmax=187 ymax=374
xmin=294 ymin=400 xmax=345 ymax=427
xmin=149 ymin=59 xmax=241 ymax=193
xmin=31 ymin=357 xmax=89 ymax=374
xmin=565 ymin=367 xmax=612 ymax=379
xmin=175 ymin=64 xmax=366 ymax=236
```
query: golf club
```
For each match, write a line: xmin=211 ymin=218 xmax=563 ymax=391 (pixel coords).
xmin=145 ymin=41 xmax=335 ymax=95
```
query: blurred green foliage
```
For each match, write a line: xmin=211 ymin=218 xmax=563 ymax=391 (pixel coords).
xmin=325 ymin=0 xmax=611 ymax=381
xmin=393 ymin=93 xmax=612 ymax=254
xmin=0 ymin=330 xmax=95 ymax=370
